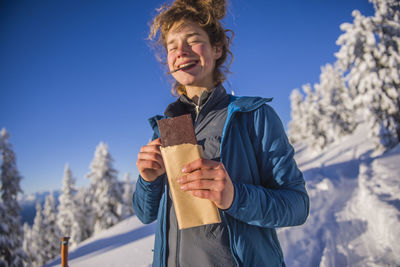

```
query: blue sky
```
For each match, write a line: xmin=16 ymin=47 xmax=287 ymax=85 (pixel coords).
xmin=0 ymin=0 xmax=374 ymax=194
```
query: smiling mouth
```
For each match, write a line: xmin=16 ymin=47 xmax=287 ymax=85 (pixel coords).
xmin=178 ymin=62 xmax=197 ymax=69
xmin=168 ymin=61 xmax=198 ymax=74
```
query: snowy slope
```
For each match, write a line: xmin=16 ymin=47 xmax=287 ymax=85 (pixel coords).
xmin=45 ymin=216 xmax=156 ymax=267
xmin=45 ymin=123 xmax=400 ymax=267
xmin=278 ymin=123 xmax=400 ymax=267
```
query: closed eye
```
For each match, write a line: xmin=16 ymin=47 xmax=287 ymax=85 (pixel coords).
xmin=188 ymin=39 xmax=202 ymax=45
xmin=168 ymin=47 xmax=177 ymax=52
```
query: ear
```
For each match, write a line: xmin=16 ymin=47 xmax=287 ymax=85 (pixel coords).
xmin=214 ymin=45 xmax=223 ymax=60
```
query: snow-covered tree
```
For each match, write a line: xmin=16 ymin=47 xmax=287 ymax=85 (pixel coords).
xmin=0 ymin=128 xmax=26 ymax=266
xmin=120 ymin=173 xmax=134 ymax=219
xmin=288 ymin=88 xmax=305 ymax=144
xmin=300 ymin=84 xmax=328 ymax=151
xmin=0 ymin=201 xmax=9 ymax=267
xmin=22 ymin=223 xmax=32 ymax=267
xmin=335 ymin=0 xmax=400 ymax=148
xmin=75 ymin=186 xmax=94 ymax=241
xmin=86 ymin=142 xmax=123 ymax=234
xmin=42 ymin=192 xmax=62 ymax=261
xmin=29 ymin=202 xmax=47 ymax=267
xmin=314 ymin=63 xmax=356 ymax=144
xmin=57 ymin=164 xmax=83 ymax=247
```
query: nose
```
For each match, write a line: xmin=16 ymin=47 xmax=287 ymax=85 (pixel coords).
xmin=176 ymin=42 xmax=190 ymax=58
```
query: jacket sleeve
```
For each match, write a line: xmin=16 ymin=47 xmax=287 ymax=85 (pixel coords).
xmin=224 ymin=104 xmax=309 ymax=228
xmin=132 ymin=174 xmax=164 ymax=224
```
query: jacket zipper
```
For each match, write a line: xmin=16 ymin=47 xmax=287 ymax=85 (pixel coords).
xmin=194 ymin=104 xmax=200 ymax=123
xmin=195 ymin=104 xmax=200 ymax=116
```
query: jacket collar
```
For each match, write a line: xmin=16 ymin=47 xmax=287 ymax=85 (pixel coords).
xmin=148 ymin=89 xmax=272 ymax=136
xmin=228 ymin=95 xmax=273 ymax=113
xmin=163 ymin=84 xmax=227 ymax=118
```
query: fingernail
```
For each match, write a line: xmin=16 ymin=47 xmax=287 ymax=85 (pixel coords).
xmin=181 ymin=167 xmax=187 ymax=173
xmin=180 ymin=185 xmax=186 ymax=190
xmin=178 ymin=178 xmax=183 ymax=184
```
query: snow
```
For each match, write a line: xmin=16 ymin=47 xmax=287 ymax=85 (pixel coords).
xmin=279 ymin=123 xmax=400 ymax=266
xmin=335 ymin=148 xmax=400 ymax=265
xmin=45 ymin=123 xmax=399 ymax=267
xmin=45 ymin=216 xmax=156 ymax=267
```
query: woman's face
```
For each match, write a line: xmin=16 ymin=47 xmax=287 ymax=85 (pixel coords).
xmin=166 ymin=21 xmax=222 ymax=90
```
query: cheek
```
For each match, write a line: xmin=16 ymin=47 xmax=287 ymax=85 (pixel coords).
xmin=193 ymin=45 xmax=208 ymax=60
xmin=198 ymin=46 xmax=215 ymax=66
xmin=167 ymin=54 xmax=175 ymax=69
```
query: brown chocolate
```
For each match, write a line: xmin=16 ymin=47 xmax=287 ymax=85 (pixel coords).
xmin=157 ymin=114 xmax=197 ymax=147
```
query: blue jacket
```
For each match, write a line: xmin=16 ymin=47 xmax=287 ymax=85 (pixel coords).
xmin=133 ymin=95 xmax=309 ymax=267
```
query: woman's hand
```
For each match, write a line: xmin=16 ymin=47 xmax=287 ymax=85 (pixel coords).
xmin=178 ymin=159 xmax=235 ymax=210
xmin=136 ymin=138 xmax=165 ymax=182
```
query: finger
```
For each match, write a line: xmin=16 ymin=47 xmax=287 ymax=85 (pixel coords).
xmin=148 ymin=138 xmax=162 ymax=145
xmin=140 ymin=144 xmax=162 ymax=154
xmin=181 ymin=158 xmax=222 ymax=173
xmin=179 ymin=168 xmax=226 ymax=184
xmin=138 ymin=151 xmax=164 ymax=163
xmin=136 ymin=159 xmax=162 ymax=170
xmin=180 ymin=179 xmax=226 ymax=192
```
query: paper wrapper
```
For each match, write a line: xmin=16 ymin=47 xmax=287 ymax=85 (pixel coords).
xmin=160 ymin=143 xmax=221 ymax=229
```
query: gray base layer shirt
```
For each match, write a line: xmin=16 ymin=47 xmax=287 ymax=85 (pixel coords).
xmin=164 ymin=85 xmax=237 ymax=267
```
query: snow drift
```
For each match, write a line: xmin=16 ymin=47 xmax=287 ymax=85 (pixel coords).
xmin=279 ymin=123 xmax=400 ymax=266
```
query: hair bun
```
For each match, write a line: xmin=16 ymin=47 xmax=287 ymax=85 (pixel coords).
xmin=175 ymin=0 xmax=226 ymax=20
xmin=205 ymin=0 xmax=226 ymax=20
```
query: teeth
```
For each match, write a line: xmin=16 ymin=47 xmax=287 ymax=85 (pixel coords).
xmin=179 ymin=62 xmax=196 ymax=69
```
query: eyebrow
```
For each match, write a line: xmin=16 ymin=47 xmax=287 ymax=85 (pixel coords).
xmin=166 ymin=32 xmax=201 ymax=46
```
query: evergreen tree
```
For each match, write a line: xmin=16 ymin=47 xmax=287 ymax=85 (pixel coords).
xmin=86 ymin=142 xmax=123 ymax=234
xmin=335 ymin=0 xmax=400 ymax=148
xmin=29 ymin=202 xmax=47 ymax=267
xmin=75 ymin=186 xmax=94 ymax=241
xmin=22 ymin=223 xmax=33 ymax=267
xmin=0 ymin=128 xmax=26 ymax=266
xmin=0 ymin=202 xmax=9 ymax=267
xmin=288 ymin=88 xmax=305 ymax=144
xmin=301 ymin=84 xmax=327 ymax=151
xmin=57 ymin=164 xmax=83 ymax=248
xmin=314 ymin=63 xmax=356 ymax=144
xmin=42 ymin=192 xmax=62 ymax=261
xmin=120 ymin=173 xmax=134 ymax=219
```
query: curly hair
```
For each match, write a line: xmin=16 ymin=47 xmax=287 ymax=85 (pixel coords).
xmin=148 ymin=0 xmax=233 ymax=96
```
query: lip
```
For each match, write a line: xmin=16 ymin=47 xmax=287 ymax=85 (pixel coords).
xmin=176 ymin=60 xmax=198 ymax=69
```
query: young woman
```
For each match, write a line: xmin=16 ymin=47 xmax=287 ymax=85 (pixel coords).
xmin=133 ymin=0 xmax=309 ymax=266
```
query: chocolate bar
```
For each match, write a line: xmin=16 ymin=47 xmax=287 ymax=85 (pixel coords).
xmin=157 ymin=114 xmax=196 ymax=147
xmin=156 ymin=113 xmax=221 ymax=229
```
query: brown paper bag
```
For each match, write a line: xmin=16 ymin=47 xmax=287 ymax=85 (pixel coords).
xmin=160 ymin=143 xmax=221 ymax=229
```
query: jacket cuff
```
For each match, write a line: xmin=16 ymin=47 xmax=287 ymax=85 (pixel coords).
xmin=137 ymin=174 xmax=164 ymax=191
xmin=222 ymin=182 xmax=240 ymax=214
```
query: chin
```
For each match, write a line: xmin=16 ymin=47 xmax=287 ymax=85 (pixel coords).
xmin=175 ymin=77 xmax=197 ymax=86
xmin=174 ymin=73 xmax=210 ymax=88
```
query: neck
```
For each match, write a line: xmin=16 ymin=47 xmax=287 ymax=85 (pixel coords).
xmin=185 ymin=85 xmax=212 ymax=101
